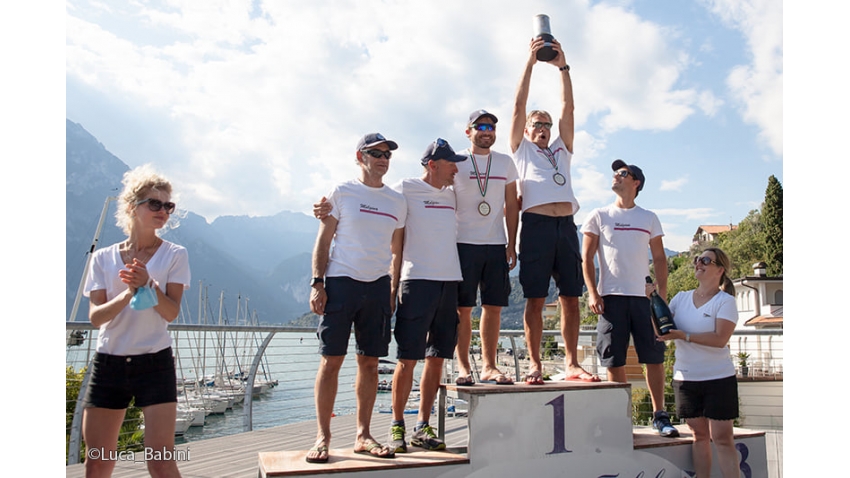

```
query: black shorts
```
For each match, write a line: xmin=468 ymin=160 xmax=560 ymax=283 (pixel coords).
xmin=518 ymin=212 xmax=584 ymax=298
xmin=394 ymin=280 xmax=459 ymax=360
xmin=673 ymin=375 xmax=739 ymax=421
xmin=83 ymin=347 xmax=178 ymax=409
xmin=457 ymin=243 xmax=510 ymax=307
xmin=596 ymin=295 xmax=666 ymax=367
xmin=317 ymin=275 xmax=392 ymax=357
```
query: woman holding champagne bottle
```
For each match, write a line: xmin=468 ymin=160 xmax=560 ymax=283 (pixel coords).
xmin=646 ymin=247 xmax=740 ymax=478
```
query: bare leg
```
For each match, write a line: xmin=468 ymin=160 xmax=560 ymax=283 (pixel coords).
xmin=354 ymin=355 xmax=379 ymax=445
xmin=417 ymin=357 xmax=444 ymax=424
xmin=391 ymin=359 xmax=417 ymax=422
xmin=82 ymin=407 xmax=126 ymax=478
xmin=644 ymin=362 xmax=667 ymax=412
xmin=313 ymin=355 xmax=344 ymax=455
xmin=606 ymin=365 xmax=626 ymax=383
xmin=559 ymin=296 xmax=597 ymax=379
xmin=141 ymin=402 xmax=182 ymax=478
xmin=455 ymin=307 xmax=474 ymax=378
xmin=479 ymin=305 xmax=510 ymax=382
xmin=687 ymin=417 xmax=713 ymax=478
xmin=523 ymin=297 xmax=545 ymax=376
xmin=710 ymin=419 xmax=741 ymax=478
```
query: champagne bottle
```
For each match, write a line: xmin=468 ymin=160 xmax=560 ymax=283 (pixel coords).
xmin=646 ymin=276 xmax=676 ymax=334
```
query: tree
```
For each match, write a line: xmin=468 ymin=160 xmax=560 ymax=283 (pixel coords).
xmin=761 ymin=175 xmax=783 ymax=275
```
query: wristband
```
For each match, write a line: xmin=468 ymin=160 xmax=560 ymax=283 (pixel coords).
xmin=559 ymin=64 xmax=570 ymax=72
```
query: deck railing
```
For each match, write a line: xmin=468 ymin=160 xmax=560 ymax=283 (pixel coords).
xmin=65 ymin=322 xmax=783 ymax=464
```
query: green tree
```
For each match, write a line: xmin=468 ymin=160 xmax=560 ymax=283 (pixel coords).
xmin=761 ymin=175 xmax=783 ymax=275
xmin=714 ymin=209 xmax=767 ymax=279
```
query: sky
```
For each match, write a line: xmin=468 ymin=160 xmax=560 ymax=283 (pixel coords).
xmin=10 ymin=0 xmax=840 ymax=473
xmin=62 ymin=0 xmax=783 ymax=253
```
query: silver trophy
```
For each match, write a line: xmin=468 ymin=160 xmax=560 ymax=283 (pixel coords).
xmin=533 ymin=14 xmax=558 ymax=62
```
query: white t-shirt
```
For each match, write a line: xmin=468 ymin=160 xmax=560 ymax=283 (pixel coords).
xmin=453 ymin=149 xmax=519 ymax=245
xmin=580 ymin=204 xmax=663 ymax=297
xmin=84 ymin=240 xmax=191 ymax=355
xmin=513 ymin=136 xmax=579 ymax=214
xmin=393 ymin=178 xmax=463 ymax=281
xmin=669 ymin=291 xmax=739 ymax=381
xmin=325 ymin=179 xmax=407 ymax=282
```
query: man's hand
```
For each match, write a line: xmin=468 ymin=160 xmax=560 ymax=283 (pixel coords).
xmin=310 ymin=284 xmax=327 ymax=315
xmin=313 ymin=197 xmax=332 ymax=220
xmin=506 ymin=246 xmax=517 ymax=271
xmin=587 ymin=292 xmax=605 ymax=315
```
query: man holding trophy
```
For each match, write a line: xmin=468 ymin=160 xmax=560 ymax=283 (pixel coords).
xmin=509 ymin=31 xmax=598 ymax=385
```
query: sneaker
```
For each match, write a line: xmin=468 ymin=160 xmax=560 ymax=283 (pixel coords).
xmin=652 ymin=411 xmax=680 ymax=438
xmin=411 ymin=424 xmax=446 ymax=451
xmin=388 ymin=425 xmax=407 ymax=453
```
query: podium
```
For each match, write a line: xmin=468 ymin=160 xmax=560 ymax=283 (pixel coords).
xmin=259 ymin=381 xmax=767 ymax=477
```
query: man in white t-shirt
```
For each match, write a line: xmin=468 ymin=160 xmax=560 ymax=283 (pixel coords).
xmin=580 ymin=160 xmax=677 ymax=438
xmin=509 ymin=37 xmax=596 ymax=384
xmin=453 ymin=109 xmax=519 ymax=385
xmin=307 ymin=132 xmax=407 ymax=463
xmin=388 ymin=138 xmax=466 ymax=454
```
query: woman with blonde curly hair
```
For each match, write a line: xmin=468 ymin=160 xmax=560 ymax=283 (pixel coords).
xmin=647 ymin=247 xmax=740 ymax=478
xmin=82 ymin=165 xmax=190 ymax=478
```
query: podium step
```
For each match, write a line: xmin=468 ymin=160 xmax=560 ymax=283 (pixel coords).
xmin=259 ymin=448 xmax=469 ymax=477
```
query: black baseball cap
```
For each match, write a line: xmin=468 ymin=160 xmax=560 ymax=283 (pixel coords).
xmin=468 ymin=109 xmax=498 ymax=125
xmin=421 ymin=138 xmax=468 ymax=165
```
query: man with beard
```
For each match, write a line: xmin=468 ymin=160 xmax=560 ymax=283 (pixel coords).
xmin=452 ymin=109 xmax=519 ymax=385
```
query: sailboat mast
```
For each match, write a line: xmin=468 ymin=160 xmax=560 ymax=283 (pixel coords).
xmin=68 ymin=196 xmax=117 ymax=322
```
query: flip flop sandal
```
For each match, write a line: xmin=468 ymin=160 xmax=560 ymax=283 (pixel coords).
xmin=354 ymin=442 xmax=395 ymax=459
xmin=305 ymin=445 xmax=329 ymax=463
xmin=455 ymin=374 xmax=475 ymax=386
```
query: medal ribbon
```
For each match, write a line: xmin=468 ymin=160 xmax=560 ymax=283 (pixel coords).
xmin=469 ymin=151 xmax=492 ymax=198
xmin=541 ymin=147 xmax=559 ymax=172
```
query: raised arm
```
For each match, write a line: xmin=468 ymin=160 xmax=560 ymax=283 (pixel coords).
xmin=509 ymin=39 xmax=540 ymax=153
xmin=550 ymin=39 xmax=575 ymax=153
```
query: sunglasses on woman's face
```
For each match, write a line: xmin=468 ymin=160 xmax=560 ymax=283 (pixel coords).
xmin=136 ymin=198 xmax=176 ymax=214
xmin=693 ymin=256 xmax=718 ymax=266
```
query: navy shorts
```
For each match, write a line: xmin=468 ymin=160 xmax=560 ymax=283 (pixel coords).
xmin=518 ymin=212 xmax=584 ymax=298
xmin=83 ymin=347 xmax=178 ymax=409
xmin=596 ymin=295 xmax=666 ymax=367
xmin=674 ymin=375 xmax=739 ymax=421
xmin=457 ymin=243 xmax=510 ymax=307
xmin=317 ymin=275 xmax=392 ymax=357
xmin=395 ymin=280 xmax=459 ymax=360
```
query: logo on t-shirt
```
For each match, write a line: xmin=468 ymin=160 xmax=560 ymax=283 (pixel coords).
xmin=359 ymin=203 xmax=398 ymax=221
xmin=423 ymin=200 xmax=454 ymax=210
xmin=614 ymin=222 xmax=650 ymax=235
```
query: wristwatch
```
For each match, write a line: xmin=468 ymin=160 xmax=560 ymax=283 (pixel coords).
xmin=310 ymin=277 xmax=324 ymax=286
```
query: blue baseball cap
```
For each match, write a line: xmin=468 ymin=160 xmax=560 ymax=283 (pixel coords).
xmin=468 ymin=109 xmax=498 ymax=125
xmin=356 ymin=132 xmax=398 ymax=151
xmin=612 ymin=159 xmax=645 ymax=193
xmin=421 ymin=138 xmax=467 ymax=165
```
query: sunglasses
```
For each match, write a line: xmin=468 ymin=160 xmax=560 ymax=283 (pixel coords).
xmin=136 ymin=198 xmax=176 ymax=214
xmin=613 ymin=169 xmax=634 ymax=179
xmin=531 ymin=121 xmax=553 ymax=130
xmin=693 ymin=256 xmax=718 ymax=266
xmin=361 ymin=149 xmax=392 ymax=159
xmin=471 ymin=123 xmax=496 ymax=132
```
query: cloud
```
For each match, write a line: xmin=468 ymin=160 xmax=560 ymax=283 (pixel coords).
xmin=66 ymin=0 xmax=738 ymax=222
xmin=700 ymin=0 xmax=783 ymax=156
xmin=660 ymin=176 xmax=688 ymax=192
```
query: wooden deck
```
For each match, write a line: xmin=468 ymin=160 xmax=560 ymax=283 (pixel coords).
xmin=65 ymin=413 xmax=472 ymax=478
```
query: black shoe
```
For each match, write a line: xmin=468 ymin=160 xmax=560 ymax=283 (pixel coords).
xmin=652 ymin=411 xmax=680 ymax=438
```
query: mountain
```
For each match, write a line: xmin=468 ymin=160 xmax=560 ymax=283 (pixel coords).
xmin=65 ymin=120 xmax=315 ymax=324
xmin=66 ymin=119 xmax=683 ymax=328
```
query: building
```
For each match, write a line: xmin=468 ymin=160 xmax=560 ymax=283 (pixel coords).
xmin=692 ymin=224 xmax=737 ymax=244
xmin=732 ymin=261 xmax=783 ymax=331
